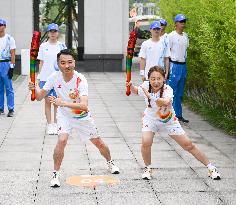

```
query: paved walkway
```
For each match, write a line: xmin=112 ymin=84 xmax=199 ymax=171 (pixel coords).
xmin=0 ymin=71 xmax=236 ymax=205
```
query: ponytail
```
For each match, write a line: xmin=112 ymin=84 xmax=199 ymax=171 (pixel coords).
xmin=160 ymin=84 xmax=164 ymax=98
xmin=148 ymin=81 xmax=152 ymax=108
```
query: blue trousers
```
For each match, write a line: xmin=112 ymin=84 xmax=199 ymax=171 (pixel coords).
xmin=0 ymin=62 xmax=14 ymax=111
xmin=168 ymin=62 xmax=187 ymax=118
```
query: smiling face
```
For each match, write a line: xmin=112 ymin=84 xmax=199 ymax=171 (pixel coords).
xmin=149 ymin=70 xmax=165 ymax=92
xmin=58 ymin=54 xmax=75 ymax=76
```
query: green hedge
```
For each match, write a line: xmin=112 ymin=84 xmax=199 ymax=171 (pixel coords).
xmin=158 ymin=0 xmax=236 ymax=130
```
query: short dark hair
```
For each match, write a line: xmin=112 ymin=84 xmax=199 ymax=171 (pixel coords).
xmin=57 ymin=49 xmax=75 ymax=61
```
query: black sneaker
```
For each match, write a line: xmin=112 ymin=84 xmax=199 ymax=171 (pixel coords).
xmin=178 ymin=116 xmax=189 ymax=123
xmin=0 ymin=109 xmax=4 ymax=115
xmin=7 ymin=110 xmax=14 ymax=117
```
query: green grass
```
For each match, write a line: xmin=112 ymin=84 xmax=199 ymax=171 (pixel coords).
xmin=184 ymin=96 xmax=236 ymax=136
xmin=12 ymin=74 xmax=19 ymax=81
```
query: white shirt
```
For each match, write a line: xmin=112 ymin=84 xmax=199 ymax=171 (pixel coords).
xmin=160 ymin=33 xmax=168 ymax=40
xmin=0 ymin=34 xmax=16 ymax=60
xmin=160 ymin=33 xmax=169 ymax=47
xmin=138 ymin=81 xmax=175 ymax=120
xmin=168 ymin=31 xmax=189 ymax=62
xmin=37 ymin=41 xmax=66 ymax=81
xmin=139 ymin=38 xmax=171 ymax=79
xmin=43 ymin=71 xmax=89 ymax=119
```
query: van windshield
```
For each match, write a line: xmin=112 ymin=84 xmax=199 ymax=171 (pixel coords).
xmin=139 ymin=24 xmax=150 ymax=31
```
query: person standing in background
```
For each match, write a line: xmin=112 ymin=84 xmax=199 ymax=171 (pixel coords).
xmin=160 ymin=19 xmax=168 ymax=39
xmin=159 ymin=18 xmax=170 ymax=80
xmin=37 ymin=23 xmax=66 ymax=134
xmin=168 ymin=14 xmax=189 ymax=123
xmin=139 ymin=21 xmax=170 ymax=81
xmin=0 ymin=18 xmax=16 ymax=117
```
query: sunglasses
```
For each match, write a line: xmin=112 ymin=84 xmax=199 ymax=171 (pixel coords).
xmin=153 ymin=28 xmax=161 ymax=31
xmin=0 ymin=24 xmax=6 ymax=27
xmin=49 ymin=29 xmax=58 ymax=33
xmin=178 ymin=20 xmax=186 ymax=23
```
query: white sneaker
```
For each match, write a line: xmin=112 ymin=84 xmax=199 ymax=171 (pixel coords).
xmin=47 ymin=124 xmax=54 ymax=135
xmin=53 ymin=123 xmax=58 ymax=135
xmin=208 ymin=166 xmax=221 ymax=180
xmin=107 ymin=160 xmax=120 ymax=174
xmin=50 ymin=171 xmax=60 ymax=187
xmin=142 ymin=167 xmax=152 ymax=180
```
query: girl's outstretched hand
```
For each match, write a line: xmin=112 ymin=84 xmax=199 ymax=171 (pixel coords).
xmin=127 ymin=82 xmax=139 ymax=95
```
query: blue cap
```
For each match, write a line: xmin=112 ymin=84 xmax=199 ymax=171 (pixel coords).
xmin=150 ymin=21 xmax=161 ymax=30
xmin=160 ymin=19 xmax=167 ymax=26
xmin=47 ymin=23 xmax=59 ymax=31
xmin=0 ymin=18 xmax=6 ymax=25
xmin=174 ymin=14 xmax=187 ymax=22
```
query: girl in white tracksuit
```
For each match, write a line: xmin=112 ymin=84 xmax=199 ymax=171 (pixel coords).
xmin=127 ymin=66 xmax=221 ymax=180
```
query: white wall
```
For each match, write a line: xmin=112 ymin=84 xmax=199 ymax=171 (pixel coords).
xmin=0 ymin=0 xmax=33 ymax=55
xmin=84 ymin=0 xmax=128 ymax=55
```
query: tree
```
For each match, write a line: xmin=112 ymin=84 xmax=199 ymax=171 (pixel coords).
xmin=158 ymin=0 xmax=236 ymax=123
xmin=40 ymin=0 xmax=78 ymax=49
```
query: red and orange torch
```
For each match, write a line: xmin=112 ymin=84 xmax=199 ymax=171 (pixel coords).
xmin=30 ymin=31 xmax=41 ymax=101
xmin=126 ymin=29 xmax=137 ymax=96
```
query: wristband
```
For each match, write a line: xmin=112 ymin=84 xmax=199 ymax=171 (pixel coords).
xmin=140 ymin=70 xmax=145 ymax=76
xmin=10 ymin=63 xmax=15 ymax=69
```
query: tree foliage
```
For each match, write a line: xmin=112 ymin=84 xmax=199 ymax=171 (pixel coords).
xmin=158 ymin=0 xmax=236 ymax=118
xmin=40 ymin=0 xmax=77 ymax=26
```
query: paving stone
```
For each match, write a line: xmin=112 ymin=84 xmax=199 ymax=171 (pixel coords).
xmin=158 ymin=192 xmax=224 ymax=205
xmin=0 ymin=73 xmax=235 ymax=204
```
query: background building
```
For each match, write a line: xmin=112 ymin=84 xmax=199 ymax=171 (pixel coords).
xmin=0 ymin=0 xmax=34 ymax=74
xmin=133 ymin=2 xmax=158 ymax=16
xmin=0 ymin=0 xmax=129 ymax=72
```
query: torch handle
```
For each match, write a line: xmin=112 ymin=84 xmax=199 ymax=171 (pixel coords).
xmin=30 ymin=31 xmax=41 ymax=101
